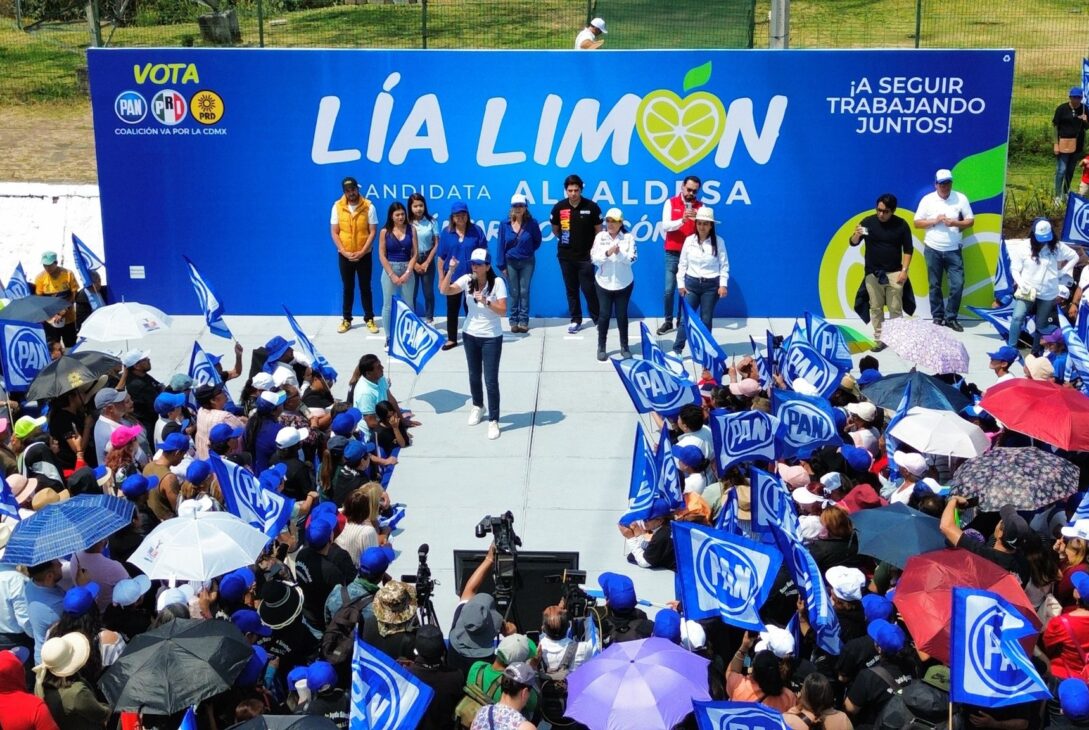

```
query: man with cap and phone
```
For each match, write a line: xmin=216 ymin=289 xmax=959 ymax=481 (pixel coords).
xmin=940 ymin=497 xmax=1030 ymax=584
xmin=330 ymin=176 xmax=379 ymax=335
xmin=574 ymin=17 xmax=607 ymax=49
xmin=1054 ymin=86 xmax=1089 ymax=198
xmin=914 ymin=169 xmax=974 ymax=332
xmin=32 ymin=250 xmax=79 ymax=346
xmin=120 ymin=349 xmax=162 ymax=437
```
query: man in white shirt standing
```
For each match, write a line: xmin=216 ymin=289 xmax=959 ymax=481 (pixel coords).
xmin=574 ymin=17 xmax=607 ymax=49
xmin=914 ymin=169 xmax=974 ymax=332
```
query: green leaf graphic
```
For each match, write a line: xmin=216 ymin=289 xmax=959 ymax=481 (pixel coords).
xmin=682 ymin=62 xmax=712 ymax=93
xmin=951 ymin=144 xmax=1008 ymax=203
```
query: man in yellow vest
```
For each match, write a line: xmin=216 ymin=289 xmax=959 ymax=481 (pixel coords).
xmin=330 ymin=177 xmax=379 ymax=334
xmin=33 ymin=251 xmax=79 ymax=347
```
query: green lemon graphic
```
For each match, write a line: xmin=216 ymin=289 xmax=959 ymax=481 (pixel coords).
xmin=637 ymin=62 xmax=726 ymax=174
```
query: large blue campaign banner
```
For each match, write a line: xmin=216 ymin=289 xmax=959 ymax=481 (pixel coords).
xmin=88 ymin=49 xmax=1014 ymax=317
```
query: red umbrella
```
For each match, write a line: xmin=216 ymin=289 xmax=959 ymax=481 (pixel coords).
xmin=979 ymin=378 xmax=1089 ymax=451
xmin=892 ymin=548 xmax=1039 ymax=664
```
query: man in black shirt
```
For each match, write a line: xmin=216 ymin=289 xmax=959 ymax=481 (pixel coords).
xmin=406 ymin=625 xmax=463 ymax=730
xmin=550 ymin=174 xmax=602 ymax=333
xmin=845 ymin=619 xmax=917 ymax=726
xmin=48 ymin=388 xmax=91 ymax=471
xmin=849 ymin=193 xmax=913 ymax=348
xmin=121 ymin=350 xmax=162 ymax=437
xmin=941 ymin=497 xmax=1030 ymax=584
xmin=294 ymin=516 xmax=356 ymax=630
xmin=1053 ymin=86 xmax=1089 ymax=197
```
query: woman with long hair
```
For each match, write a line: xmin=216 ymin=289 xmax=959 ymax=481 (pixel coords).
xmin=35 ymin=633 xmax=111 ymax=728
xmin=378 ymin=201 xmax=418 ymax=345
xmin=1057 ymin=521 xmax=1089 ymax=607
xmin=673 ymin=206 xmax=729 ymax=355
xmin=360 ymin=481 xmax=390 ymax=546
xmin=785 ymin=673 xmax=853 ymax=730
xmin=104 ymin=425 xmax=142 ymax=488
xmin=727 ymin=639 xmax=798 ymax=712
xmin=408 ymin=193 xmax=441 ymax=323
xmin=335 ymin=487 xmax=379 ymax=565
xmin=436 ymin=202 xmax=487 ymax=350
xmin=440 ymin=248 xmax=508 ymax=440
xmin=497 ymin=193 xmax=542 ymax=334
xmin=1008 ymin=217 xmax=1077 ymax=354
xmin=590 ymin=207 xmax=637 ymax=360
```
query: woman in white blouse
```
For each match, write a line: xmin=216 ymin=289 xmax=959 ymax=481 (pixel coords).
xmin=672 ymin=207 xmax=729 ymax=354
xmin=590 ymin=207 xmax=637 ymax=361
xmin=1008 ymin=218 xmax=1077 ymax=354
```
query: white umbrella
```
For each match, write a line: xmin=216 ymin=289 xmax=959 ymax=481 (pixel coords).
xmin=888 ymin=406 xmax=991 ymax=458
xmin=78 ymin=302 xmax=173 ymax=341
xmin=127 ymin=511 xmax=270 ymax=582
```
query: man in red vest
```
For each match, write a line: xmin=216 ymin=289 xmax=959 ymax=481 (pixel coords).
xmin=658 ymin=176 xmax=703 ymax=334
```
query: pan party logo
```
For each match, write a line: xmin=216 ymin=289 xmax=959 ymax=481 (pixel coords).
xmin=190 ymin=90 xmax=225 ymax=125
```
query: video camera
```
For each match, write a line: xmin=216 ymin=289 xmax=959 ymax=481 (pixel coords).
xmin=400 ymin=543 xmax=438 ymax=626
xmin=476 ymin=511 xmax=522 ymax=618
xmin=545 ymin=569 xmax=596 ymax=622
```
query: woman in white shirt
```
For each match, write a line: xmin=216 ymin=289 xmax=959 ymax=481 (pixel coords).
xmin=1008 ymin=218 xmax=1077 ymax=353
xmin=590 ymin=207 xmax=637 ymax=361
xmin=439 ymin=248 xmax=508 ymax=440
xmin=673 ymin=207 xmax=730 ymax=354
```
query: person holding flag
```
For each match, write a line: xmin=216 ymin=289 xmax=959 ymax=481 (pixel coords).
xmin=32 ymin=251 xmax=78 ymax=347
xmin=590 ymin=207 xmax=637 ymax=361
xmin=672 ymin=207 xmax=729 ymax=355
xmin=440 ymin=248 xmax=507 ymax=441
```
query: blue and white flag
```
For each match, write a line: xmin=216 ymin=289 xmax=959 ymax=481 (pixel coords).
xmin=620 ymin=423 xmax=659 ymax=526
xmin=4 ymin=263 xmax=29 ymax=300
xmin=283 ymin=305 xmax=338 ymax=383
xmin=1059 ymin=311 xmax=1089 ymax=395
xmin=884 ymin=380 xmax=913 ymax=481
xmin=640 ymin=322 xmax=688 ymax=379
xmin=782 ymin=338 xmax=843 ymax=400
xmin=992 ymin=238 xmax=1014 ymax=305
xmin=770 ymin=520 xmax=841 ymax=655
xmin=613 ymin=357 xmax=700 ymax=417
xmin=1062 ymin=192 xmax=1089 ymax=245
xmin=716 ymin=487 xmax=740 ymax=534
xmin=352 ymin=634 xmax=434 ymax=730
xmin=584 ymin=609 xmax=602 ymax=656
xmin=749 ymin=335 xmax=772 ymax=390
xmin=749 ymin=466 xmax=798 ymax=541
xmin=1071 ymin=489 xmax=1089 ymax=523
xmin=70 ymin=235 xmax=104 ymax=311
xmin=654 ymin=425 xmax=685 ymax=510
xmin=183 ymin=255 xmax=234 ymax=340
xmin=681 ymin=298 xmax=727 ymax=381
xmin=178 ymin=706 xmax=197 ymax=730
xmin=1077 ymin=294 xmax=1089 ymax=345
xmin=208 ymin=454 xmax=293 ymax=539
xmin=672 ymin=521 xmax=782 ymax=631
xmin=777 ymin=322 xmax=804 ymax=376
xmin=693 ymin=700 xmax=789 ymax=730
xmin=709 ymin=409 xmax=777 ymax=474
xmin=950 ymin=586 xmax=1050 ymax=708
xmin=387 ymin=296 xmax=445 ymax=374
xmin=187 ymin=341 xmax=234 ymax=407
xmin=805 ymin=312 xmax=852 ymax=371
xmin=1084 ymin=58 xmax=1089 ymax=101
xmin=967 ymin=303 xmax=1020 ymax=340
xmin=0 ymin=321 xmax=50 ymax=393
xmin=0 ymin=474 xmax=22 ymax=521
xmin=772 ymin=389 xmax=842 ymax=459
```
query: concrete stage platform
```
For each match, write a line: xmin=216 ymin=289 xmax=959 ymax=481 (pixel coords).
xmin=78 ymin=313 xmax=1004 ymax=627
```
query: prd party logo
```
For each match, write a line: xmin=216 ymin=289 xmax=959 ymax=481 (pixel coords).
xmin=151 ymin=89 xmax=188 ymax=126
xmin=114 ymin=90 xmax=147 ymax=124
xmin=190 ymin=90 xmax=225 ymax=125
xmin=636 ymin=62 xmax=726 ymax=173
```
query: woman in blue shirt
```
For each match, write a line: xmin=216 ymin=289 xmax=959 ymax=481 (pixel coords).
xmin=408 ymin=194 xmax=441 ymax=323
xmin=497 ymin=193 xmax=542 ymax=334
xmin=379 ymin=202 xmax=418 ymax=345
xmin=436 ymin=201 xmax=487 ymax=350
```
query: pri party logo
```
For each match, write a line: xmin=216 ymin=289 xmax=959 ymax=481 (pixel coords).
xmin=636 ymin=62 xmax=725 ymax=174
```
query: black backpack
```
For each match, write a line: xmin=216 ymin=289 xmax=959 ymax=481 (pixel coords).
xmin=539 ymin=641 xmax=579 ymax=725
xmin=870 ymin=666 xmax=949 ymax=730
xmin=320 ymin=586 xmax=375 ymax=665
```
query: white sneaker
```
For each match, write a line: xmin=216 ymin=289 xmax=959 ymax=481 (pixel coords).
xmin=487 ymin=421 xmax=500 ymax=440
xmin=467 ymin=406 xmax=484 ymax=426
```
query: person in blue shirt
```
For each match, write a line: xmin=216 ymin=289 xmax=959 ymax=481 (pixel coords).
xmin=436 ymin=201 xmax=487 ymax=350
xmin=378 ymin=202 xmax=418 ymax=346
xmin=244 ymin=390 xmax=286 ymax=473
xmin=497 ymin=194 xmax=542 ymax=334
xmin=24 ymin=560 xmax=64 ymax=663
xmin=408 ymin=194 xmax=441 ymax=323
xmin=1043 ymin=328 xmax=1070 ymax=384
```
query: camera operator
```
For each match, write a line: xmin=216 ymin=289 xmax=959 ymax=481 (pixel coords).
xmin=539 ymin=605 xmax=595 ymax=673
xmin=448 ymin=543 xmax=513 ymax=678
xmin=593 ymin=572 xmax=653 ymax=648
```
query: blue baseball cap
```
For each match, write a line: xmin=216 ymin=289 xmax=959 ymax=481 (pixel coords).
xmin=287 ymin=666 xmax=308 ymax=689
xmin=862 ymin=594 xmax=894 ymax=623
xmin=169 ymin=373 xmax=194 ymax=392
xmin=987 ymin=345 xmax=1019 ymax=363
xmin=1060 ymin=678 xmax=1089 ymax=722
xmin=857 ymin=369 xmax=882 ymax=386
xmin=307 ymin=660 xmax=338 ymax=693
xmin=64 ymin=582 xmax=100 ymax=616
xmin=312 ymin=500 xmax=338 ymax=518
xmin=840 ymin=445 xmax=874 ymax=472
xmin=598 ymin=572 xmax=637 ymax=611
xmin=112 ymin=575 xmax=151 ymax=607
xmin=1072 ymin=87 xmax=1085 ymax=98
xmin=867 ymin=618 xmax=906 ymax=653
xmin=646 ymin=497 xmax=673 ymax=520
xmin=231 ymin=608 xmax=272 ymax=637
xmin=209 ymin=423 xmax=244 ymax=445
xmin=121 ymin=473 xmax=159 ymax=499
xmin=306 ymin=516 xmax=335 ymax=548
xmin=236 ymin=645 xmax=269 ymax=688
xmin=219 ymin=567 xmax=256 ymax=604
xmin=652 ymin=608 xmax=682 ymax=643
xmin=451 ymin=201 xmax=469 ymax=215
xmin=360 ymin=545 xmax=395 ymax=578
xmin=154 ymin=391 xmax=187 ymax=416
xmin=158 ymin=432 xmax=190 ymax=453
xmin=344 ymin=439 xmax=367 ymax=465
xmin=673 ymin=445 xmax=704 ymax=469
xmin=258 ymin=463 xmax=287 ymax=492
xmin=331 ymin=409 xmax=362 ymax=436
xmin=185 ymin=459 xmax=211 ymax=485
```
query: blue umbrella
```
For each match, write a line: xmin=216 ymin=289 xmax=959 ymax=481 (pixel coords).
xmin=860 ymin=371 xmax=971 ymax=412
xmin=5 ymin=494 xmax=134 ymax=565
xmin=851 ymin=502 xmax=949 ymax=568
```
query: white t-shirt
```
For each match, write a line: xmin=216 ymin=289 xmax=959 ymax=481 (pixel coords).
xmin=330 ymin=201 xmax=378 ymax=226
xmin=456 ymin=274 xmax=508 ymax=338
xmin=678 ymin=426 xmax=713 ymax=460
xmin=914 ymin=190 xmax=974 ymax=252
xmin=574 ymin=28 xmax=596 ymax=49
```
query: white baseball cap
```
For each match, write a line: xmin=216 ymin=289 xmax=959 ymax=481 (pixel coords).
xmin=251 ymin=372 xmax=275 ymax=390
xmin=275 ymin=426 xmax=309 ymax=449
xmin=1062 ymin=519 xmax=1089 ymax=541
xmin=846 ymin=401 xmax=877 ymax=423
xmin=510 ymin=193 xmax=527 ymax=206
xmin=121 ymin=349 xmax=151 ymax=368
xmin=893 ymin=450 xmax=928 ymax=478
xmin=590 ymin=17 xmax=607 ymax=33
xmin=826 ymin=565 xmax=866 ymax=602
xmin=604 ymin=207 xmax=624 ymax=222
xmin=755 ymin=625 xmax=796 ymax=658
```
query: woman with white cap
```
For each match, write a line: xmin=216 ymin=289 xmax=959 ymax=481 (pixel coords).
xmin=590 ymin=207 xmax=637 ymax=361
xmin=35 ymin=632 xmax=111 ymax=728
xmin=497 ymin=193 xmax=541 ymax=334
xmin=440 ymin=248 xmax=508 ymax=440
xmin=673 ymin=206 xmax=729 ymax=354
xmin=1008 ymin=217 xmax=1077 ymax=354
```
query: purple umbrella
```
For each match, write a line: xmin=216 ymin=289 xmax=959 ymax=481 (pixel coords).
xmin=880 ymin=317 xmax=970 ymax=374
xmin=566 ymin=637 xmax=710 ymax=730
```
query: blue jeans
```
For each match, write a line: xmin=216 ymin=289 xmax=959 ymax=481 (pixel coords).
xmin=464 ymin=333 xmax=503 ymax=422
xmin=381 ymin=261 xmax=415 ymax=333
xmin=673 ymin=276 xmax=719 ymax=352
xmin=414 ymin=253 xmax=436 ymax=319
xmin=1008 ymin=296 xmax=1057 ymax=353
xmin=505 ymin=256 xmax=535 ymax=327
xmin=1056 ymin=152 xmax=1079 ymax=197
xmin=663 ymin=251 xmax=681 ymax=322
xmin=923 ymin=246 xmax=964 ymax=322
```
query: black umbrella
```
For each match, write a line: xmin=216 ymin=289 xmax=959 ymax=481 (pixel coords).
xmin=69 ymin=349 xmax=121 ymax=377
xmin=0 ymin=295 xmax=71 ymax=323
xmin=99 ymin=618 xmax=251 ymax=714
xmin=231 ymin=717 xmax=340 ymax=730
xmin=860 ymin=371 xmax=971 ymax=412
xmin=25 ymin=355 xmax=102 ymax=402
